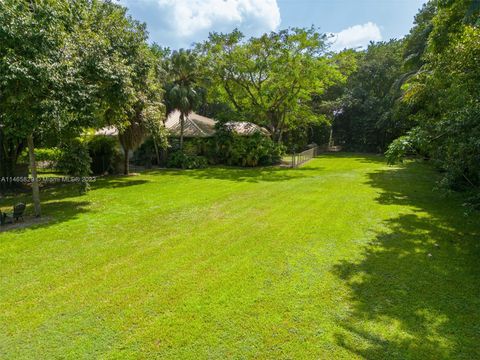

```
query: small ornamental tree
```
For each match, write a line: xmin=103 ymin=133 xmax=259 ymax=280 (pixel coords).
xmin=57 ymin=139 xmax=92 ymax=193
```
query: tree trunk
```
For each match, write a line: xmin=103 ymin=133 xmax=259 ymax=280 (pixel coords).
xmin=328 ymin=127 xmax=334 ymax=148
xmin=27 ymin=134 xmax=41 ymax=217
xmin=0 ymin=133 xmax=24 ymax=191
xmin=0 ymin=133 xmax=7 ymax=192
xmin=271 ymin=127 xmax=283 ymax=144
xmin=123 ymin=145 xmax=130 ymax=175
xmin=276 ymin=129 xmax=283 ymax=144
xmin=0 ymin=130 xmax=6 ymax=191
xmin=153 ymin=137 xmax=160 ymax=166
xmin=179 ymin=112 xmax=185 ymax=151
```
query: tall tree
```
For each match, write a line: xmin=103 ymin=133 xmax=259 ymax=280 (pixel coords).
xmin=197 ymin=28 xmax=343 ymax=143
xmin=0 ymin=0 xmax=166 ymax=206
xmin=117 ymin=41 xmax=166 ymax=175
xmin=333 ymin=40 xmax=406 ymax=152
xmin=118 ymin=78 xmax=166 ymax=175
xmin=118 ymin=114 xmax=147 ymax=175
xmin=388 ymin=0 xmax=480 ymax=191
xmin=166 ymin=49 xmax=199 ymax=150
xmin=0 ymin=0 xmax=85 ymax=214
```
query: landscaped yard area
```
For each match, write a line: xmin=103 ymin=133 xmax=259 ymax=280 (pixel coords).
xmin=1 ymin=154 xmax=479 ymax=359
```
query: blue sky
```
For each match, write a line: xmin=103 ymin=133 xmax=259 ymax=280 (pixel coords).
xmin=119 ymin=0 xmax=426 ymax=50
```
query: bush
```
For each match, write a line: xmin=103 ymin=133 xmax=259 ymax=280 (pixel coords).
xmin=35 ymin=148 xmax=61 ymax=163
xmin=385 ymin=136 xmax=413 ymax=164
xmin=133 ymin=137 xmax=160 ymax=168
xmin=167 ymin=152 xmax=208 ymax=169
xmin=19 ymin=148 xmax=61 ymax=167
xmin=210 ymin=129 xmax=284 ymax=167
xmin=56 ymin=139 xmax=92 ymax=193
xmin=87 ymin=136 xmax=118 ymax=175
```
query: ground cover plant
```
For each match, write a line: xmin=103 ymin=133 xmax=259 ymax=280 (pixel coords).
xmin=1 ymin=154 xmax=478 ymax=359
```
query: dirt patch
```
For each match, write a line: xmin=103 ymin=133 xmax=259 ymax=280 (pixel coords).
xmin=0 ymin=216 xmax=52 ymax=232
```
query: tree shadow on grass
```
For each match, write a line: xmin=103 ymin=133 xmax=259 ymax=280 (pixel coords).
xmin=0 ymin=200 xmax=91 ymax=234
xmin=317 ymin=152 xmax=387 ymax=164
xmin=0 ymin=176 xmax=149 ymax=233
xmin=1 ymin=176 xmax=149 ymax=205
xmin=90 ymin=177 xmax=149 ymax=190
xmin=332 ymin=162 xmax=480 ymax=359
xmin=145 ymin=166 xmax=320 ymax=183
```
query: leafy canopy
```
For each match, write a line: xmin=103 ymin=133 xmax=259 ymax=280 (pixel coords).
xmin=197 ymin=28 xmax=344 ymax=142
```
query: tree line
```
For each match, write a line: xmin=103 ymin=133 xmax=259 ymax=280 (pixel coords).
xmin=333 ymin=0 xmax=479 ymax=198
xmin=1 ymin=0 xmax=479 ymax=215
xmin=193 ymin=0 xmax=479 ymax=196
xmin=0 ymin=0 xmax=169 ymax=214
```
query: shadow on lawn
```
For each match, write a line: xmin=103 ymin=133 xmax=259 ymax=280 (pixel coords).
xmin=91 ymin=177 xmax=149 ymax=190
xmin=0 ymin=176 xmax=149 ymax=233
xmin=333 ymin=162 xmax=480 ymax=359
xmin=316 ymin=152 xmax=387 ymax=164
xmin=149 ymin=166 xmax=320 ymax=183
xmin=1 ymin=176 xmax=149 ymax=204
xmin=0 ymin=200 xmax=91 ymax=234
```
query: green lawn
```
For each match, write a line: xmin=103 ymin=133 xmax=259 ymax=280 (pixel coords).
xmin=1 ymin=154 xmax=479 ymax=359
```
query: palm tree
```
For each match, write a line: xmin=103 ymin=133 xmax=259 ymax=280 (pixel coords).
xmin=167 ymin=49 xmax=198 ymax=150
xmin=118 ymin=104 xmax=147 ymax=175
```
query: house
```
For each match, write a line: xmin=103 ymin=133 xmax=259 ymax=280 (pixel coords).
xmin=164 ymin=110 xmax=269 ymax=138
xmin=93 ymin=111 xmax=270 ymax=166
xmin=222 ymin=121 xmax=270 ymax=136
xmin=95 ymin=111 xmax=269 ymax=138
xmin=165 ymin=110 xmax=216 ymax=138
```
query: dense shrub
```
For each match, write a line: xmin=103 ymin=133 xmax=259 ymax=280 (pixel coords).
xmin=56 ymin=139 xmax=92 ymax=193
xmin=133 ymin=137 xmax=161 ymax=168
xmin=385 ymin=136 xmax=414 ymax=164
xmin=168 ymin=138 xmax=209 ymax=156
xmin=87 ymin=136 xmax=118 ymax=175
xmin=35 ymin=148 xmax=61 ymax=163
xmin=210 ymin=129 xmax=284 ymax=167
xmin=167 ymin=152 xmax=208 ymax=169
xmin=19 ymin=148 xmax=61 ymax=167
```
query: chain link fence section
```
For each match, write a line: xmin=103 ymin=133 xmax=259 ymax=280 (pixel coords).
xmin=282 ymin=146 xmax=318 ymax=168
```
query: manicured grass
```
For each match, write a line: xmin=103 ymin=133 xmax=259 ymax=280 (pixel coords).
xmin=1 ymin=154 xmax=479 ymax=359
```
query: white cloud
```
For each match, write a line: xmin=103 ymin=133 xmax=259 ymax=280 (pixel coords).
xmin=158 ymin=0 xmax=280 ymax=37
xmin=121 ymin=0 xmax=281 ymax=48
xmin=330 ymin=22 xmax=382 ymax=51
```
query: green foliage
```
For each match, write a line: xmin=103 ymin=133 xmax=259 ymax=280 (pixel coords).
xmin=19 ymin=148 xmax=61 ymax=165
xmin=110 ymin=20 xmax=167 ymax=175
xmin=56 ymin=139 xmax=92 ymax=193
xmin=165 ymin=49 xmax=200 ymax=149
xmin=87 ymin=136 xmax=119 ymax=175
xmin=133 ymin=136 xmax=167 ymax=167
xmin=167 ymin=152 xmax=208 ymax=169
xmin=385 ymin=136 xmax=414 ymax=164
xmin=182 ymin=140 xmax=201 ymax=156
xmin=0 ymin=0 xmax=166 ymax=196
xmin=334 ymin=40 xmax=407 ymax=152
xmin=402 ymin=1 xmax=437 ymax=72
xmin=197 ymin=28 xmax=343 ymax=142
xmin=390 ymin=0 xmax=480 ymax=191
xmin=34 ymin=148 xmax=61 ymax=164
xmin=0 ymin=0 xmax=75 ymax=138
xmin=134 ymin=138 xmax=156 ymax=167
xmin=211 ymin=128 xmax=284 ymax=167
xmin=165 ymin=50 xmax=199 ymax=113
